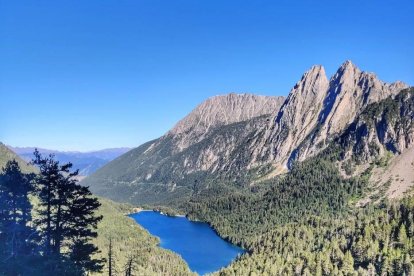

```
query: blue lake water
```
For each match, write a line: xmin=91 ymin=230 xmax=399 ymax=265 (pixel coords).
xmin=129 ymin=211 xmax=245 ymax=275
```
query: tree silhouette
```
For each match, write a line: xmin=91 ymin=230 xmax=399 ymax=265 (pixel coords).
xmin=32 ymin=149 xmax=104 ymax=273
xmin=0 ymin=160 xmax=37 ymax=274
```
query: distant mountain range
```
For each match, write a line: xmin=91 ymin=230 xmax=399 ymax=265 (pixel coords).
xmin=7 ymin=146 xmax=131 ymax=176
xmin=81 ymin=60 xmax=413 ymax=206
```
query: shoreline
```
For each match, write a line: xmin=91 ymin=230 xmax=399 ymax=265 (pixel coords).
xmin=130 ymin=207 xmax=186 ymax=218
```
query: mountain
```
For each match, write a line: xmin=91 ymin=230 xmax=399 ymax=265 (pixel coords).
xmin=0 ymin=143 xmax=37 ymax=173
xmin=82 ymin=61 xmax=410 ymax=206
xmin=246 ymin=60 xmax=408 ymax=171
xmin=335 ymin=88 xmax=414 ymax=200
xmin=8 ymin=146 xmax=131 ymax=176
xmin=81 ymin=94 xmax=285 ymax=203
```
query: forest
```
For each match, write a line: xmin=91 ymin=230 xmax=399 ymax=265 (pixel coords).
xmin=182 ymin=148 xmax=414 ymax=275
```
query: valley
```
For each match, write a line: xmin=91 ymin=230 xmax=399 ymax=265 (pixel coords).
xmin=2 ymin=62 xmax=413 ymax=275
xmin=2 ymin=2 xmax=413 ymax=275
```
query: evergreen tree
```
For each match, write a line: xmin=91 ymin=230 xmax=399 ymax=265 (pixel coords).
xmin=398 ymin=224 xmax=409 ymax=249
xmin=108 ymin=238 xmax=115 ymax=276
xmin=0 ymin=160 xmax=37 ymax=274
xmin=124 ymin=255 xmax=136 ymax=276
xmin=32 ymin=150 xmax=104 ymax=273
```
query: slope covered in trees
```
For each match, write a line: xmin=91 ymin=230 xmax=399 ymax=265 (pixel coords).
xmin=214 ymin=197 xmax=414 ymax=275
xmin=182 ymin=148 xmax=414 ymax=275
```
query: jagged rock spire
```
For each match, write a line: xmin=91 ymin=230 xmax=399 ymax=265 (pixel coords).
xmin=253 ymin=60 xmax=408 ymax=170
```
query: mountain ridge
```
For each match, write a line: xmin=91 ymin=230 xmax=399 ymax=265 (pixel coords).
xmin=82 ymin=61 xmax=410 ymax=205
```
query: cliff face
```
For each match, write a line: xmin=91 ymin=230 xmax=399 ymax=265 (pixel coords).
xmin=82 ymin=61 xmax=410 ymax=205
xmin=249 ymin=65 xmax=330 ymax=169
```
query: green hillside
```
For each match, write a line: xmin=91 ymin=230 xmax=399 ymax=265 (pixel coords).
xmin=0 ymin=143 xmax=37 ymax=173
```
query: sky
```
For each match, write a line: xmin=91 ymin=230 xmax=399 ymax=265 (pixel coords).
xmin=1 ymin=0 xmax=413 ymax=151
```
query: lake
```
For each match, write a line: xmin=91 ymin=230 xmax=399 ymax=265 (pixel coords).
xmin=130 ymin=211 xmax=245 ymax=275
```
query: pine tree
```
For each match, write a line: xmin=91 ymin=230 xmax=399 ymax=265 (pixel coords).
xmin=0 ymin=160 xmax=37 ymax=274
xmin=108 ymin=238 xmax=116 ymax=276
xmin=403 ymin=253 xmax=413 ymax=275
xmin=367 ymin=263 xmax=376 ymax=276
xmin=124 ymin=255 xmax=136 ymax=276
xmin=399 ymin=224 xmax=409 ymax=249
xmin=342 ymin=251 xmax=355 ymax=275
xmin=32 ymin=150 xmax=104 ymax=273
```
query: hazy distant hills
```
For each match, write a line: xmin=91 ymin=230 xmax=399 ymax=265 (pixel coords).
xmin=8 ymin=146 xmax=131 ymax=176
xmin=82 ymin=61 xmax=413 ymax=206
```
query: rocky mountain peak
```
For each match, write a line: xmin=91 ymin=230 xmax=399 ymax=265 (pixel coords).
xmin=299 ymin=64 xmax=326 ymax=84
xmin=254 ymin=60 xmax=409 ymax=170
xmin=276 ymin=64 xmax=328 ymax=124
xmin=339 ymin=59 xmax=358 ymax=71
xmin=389 ymin=81 xmax=409 ymax=91
xmin=255 ymin=65 xmax=329 ymax=167
xmin=316 ymin=61 xmax=408 ymax=137
xmin=330 ymin=60 xmax=361 ymax=88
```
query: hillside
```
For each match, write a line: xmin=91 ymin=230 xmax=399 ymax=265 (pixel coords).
xmin=0 ymin=143 xmax=37 ymax=173
xmin=82 ymin=61 xmax=409 ymax=206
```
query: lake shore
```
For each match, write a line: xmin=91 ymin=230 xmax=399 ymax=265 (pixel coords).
xmin=130 ymin=207 xmax=186 ymax=218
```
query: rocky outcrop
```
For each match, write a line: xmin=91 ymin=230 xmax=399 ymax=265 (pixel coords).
xmin=315 ymin=61 xmax=407 ymax=141
xmin=82 ymin=94 xmax=285 ymax=202
xmin=338 ymin=88 xmax=414 ymax=162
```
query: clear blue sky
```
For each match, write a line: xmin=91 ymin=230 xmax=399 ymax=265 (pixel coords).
xmin=1 ymin=0 xmax=413 ymax=151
